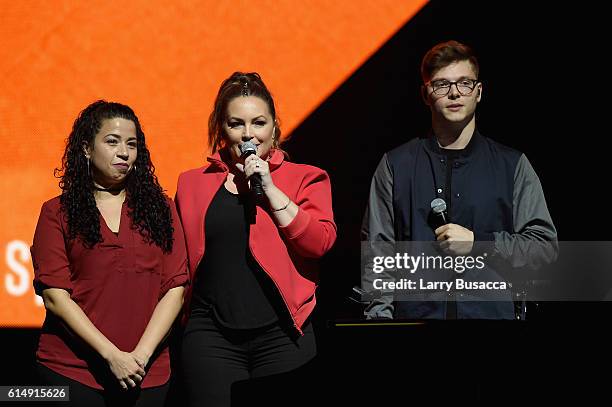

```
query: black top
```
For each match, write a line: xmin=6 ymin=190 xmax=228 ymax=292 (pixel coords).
xmin=190 ymin=185 xmax=283 ymax=329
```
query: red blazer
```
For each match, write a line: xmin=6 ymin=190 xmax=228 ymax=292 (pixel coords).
xmin=175 ymin=150 xmax=336 ymax=334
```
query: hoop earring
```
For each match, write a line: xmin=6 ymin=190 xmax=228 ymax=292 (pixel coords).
xmin=87 ymin=158 xmax=91 ymax=177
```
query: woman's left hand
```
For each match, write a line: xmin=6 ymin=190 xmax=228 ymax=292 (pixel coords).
xmin=242 ymin=155 xmax=274 ymax=191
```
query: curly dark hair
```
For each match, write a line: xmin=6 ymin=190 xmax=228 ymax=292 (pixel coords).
xmin=55 ymin=100 xmax=174 ymax=252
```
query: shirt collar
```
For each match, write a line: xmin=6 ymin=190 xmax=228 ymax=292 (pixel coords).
xmin=204 ymin=148 xmax=286 ymax=173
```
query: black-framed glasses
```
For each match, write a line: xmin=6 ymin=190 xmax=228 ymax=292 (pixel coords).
xmin=427 ymin=78 xmax=479 ymax=96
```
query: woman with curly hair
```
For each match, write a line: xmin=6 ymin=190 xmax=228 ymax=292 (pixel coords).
xmin=176 ymin=72 xmax=336 ymax=405
xmin=32 ymin=100 xmax=188 ymax=406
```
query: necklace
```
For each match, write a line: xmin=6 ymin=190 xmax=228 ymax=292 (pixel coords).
xmin=93 ymin=184 xmax=124 ymax=193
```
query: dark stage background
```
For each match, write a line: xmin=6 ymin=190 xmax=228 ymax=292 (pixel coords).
xmin=2 ymin=1 xmax=609 ymax=403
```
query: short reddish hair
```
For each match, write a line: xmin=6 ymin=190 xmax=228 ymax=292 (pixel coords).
xmin=421 ymin=40 xmax=479 ymax=83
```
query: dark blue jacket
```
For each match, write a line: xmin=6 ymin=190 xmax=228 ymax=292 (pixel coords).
xmin=362 ymin=131 xmax=558 ymax=319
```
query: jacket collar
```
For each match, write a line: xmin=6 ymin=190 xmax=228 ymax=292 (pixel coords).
xmin=203 ymin=148 xmax=286 ymax=173
xmin=425 ymin=128 xmax=484 ymax=160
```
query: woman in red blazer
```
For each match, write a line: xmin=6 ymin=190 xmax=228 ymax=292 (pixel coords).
xmin=176 ymin=72 xmax=336 ymax=405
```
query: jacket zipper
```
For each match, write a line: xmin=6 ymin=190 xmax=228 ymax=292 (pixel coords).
xmin=247 ymin=242 xmax=303 ymax=335
xmin=185 ymin=162 xmax=226 ymax=318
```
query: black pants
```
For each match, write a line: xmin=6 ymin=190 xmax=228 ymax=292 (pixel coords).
xmin=36 ymin=363 xmax=169 ymax=407
xmin=180 ymin=315 xmax=316 ymax=406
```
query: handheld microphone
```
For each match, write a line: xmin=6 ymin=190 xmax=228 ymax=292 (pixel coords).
xmin=430 ymin=198 xmax=449 ymax=229
xmin=239 ymin=141 xmax=264 ymax=199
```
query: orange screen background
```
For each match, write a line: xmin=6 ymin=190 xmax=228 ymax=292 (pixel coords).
xmin=0 ymin=0 xmax=426 ymax=327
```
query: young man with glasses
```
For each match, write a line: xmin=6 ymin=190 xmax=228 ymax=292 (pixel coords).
xmin=361 ymin=40 xmax=558 ymax=320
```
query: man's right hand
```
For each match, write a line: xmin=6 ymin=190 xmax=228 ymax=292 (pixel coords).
xmin=434 ymin=223 xmax=474 ymax=255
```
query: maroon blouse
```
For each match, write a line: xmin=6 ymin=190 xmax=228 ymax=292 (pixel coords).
xmin=31 ymin=196 xmax=188 ymax=390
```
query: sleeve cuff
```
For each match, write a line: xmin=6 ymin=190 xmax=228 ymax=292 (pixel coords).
xmin=33 ymin=277 xmax=72 ymax=296
xmin=278 ymin=206 xmax=311 ymax=240
xmin=364 ymin=301 xmax=394 ymax=320
xmin=160 ymin=273 xmax=189 ymax=298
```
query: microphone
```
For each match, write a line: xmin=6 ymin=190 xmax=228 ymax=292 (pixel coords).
xmin=239 ymin=141 xmax=264 ymax=199
xmin=430 ymin=198 xmax=449 ymax=229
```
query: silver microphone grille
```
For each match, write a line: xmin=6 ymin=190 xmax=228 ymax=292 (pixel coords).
xmin=430 ymin=198 xmax=447 ymax=214
xmin=239 ymin=141 xmax=257 ymax=155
